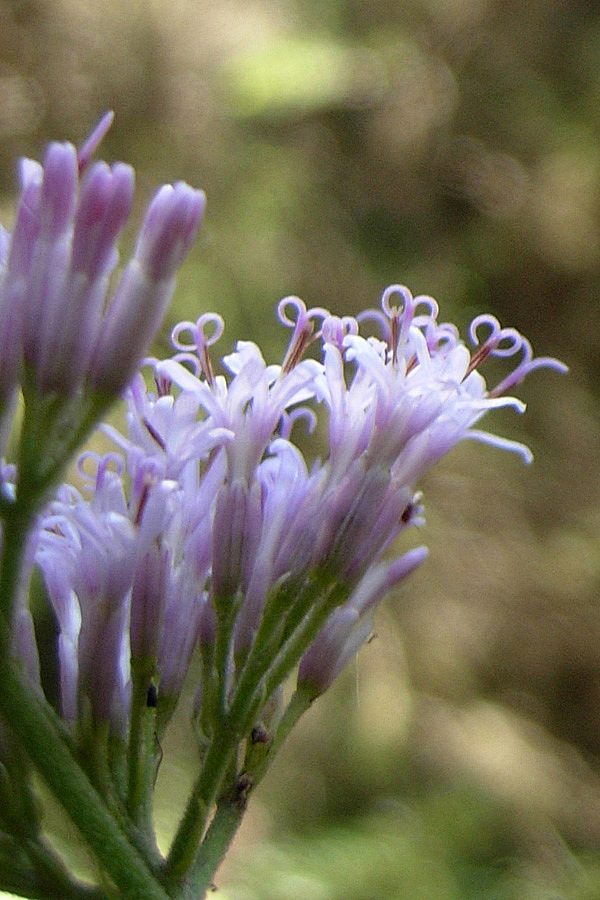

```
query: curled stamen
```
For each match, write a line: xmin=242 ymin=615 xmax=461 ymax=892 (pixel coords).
xmin=469 ymin=314 xmax=502 ymax=346
xmin=172 ymin=313 xmax=224 ymax=387
xmin=78 ymin=451 xmax=123 ymax=485
xmin=411 ymin=294 xmax=440 ymax=328
xmin=279 ymin=406 xmax=317 ymax=440
xmin=488 ymin=328 xmax=523 ymax=358
xmin=197 ymin=314 xmax=224 ymax=387
xmin=171 ymin=320 xmax=198 ymax=352
xmin=278 ymin=296 xmax=329 ymax=373
xmin=171 ymin=313 xmax=224 ymax=353
xmin=356 ymin=308 xmax=391 ymax=342
xmin=380 ymin=284 xmax=416 ymax=366
xmin=425 ymin=321 xmax=460 ymax=355
xmin=195 ymin=313 xmax=224 ymax=347
xmin=152 ymin=353 xmax=202 ymax=395
xmin=321 ymin=314 xmax=358 ymax=352
xmin=380 ymin=284 xmax=413 ymax=319
xmin=278 ymin=295 xmax=308 ymax=328
xmin=466 ymin=315 xmax=523 ymax=376
xmin=170 ymin=352 xmax=202 ymax=378
xmin=488 ymin=337 xmax=569 ymax=398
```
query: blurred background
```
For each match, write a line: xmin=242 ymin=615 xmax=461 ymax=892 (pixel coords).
xmin=2 ymin=0 xmax=600 ymax=897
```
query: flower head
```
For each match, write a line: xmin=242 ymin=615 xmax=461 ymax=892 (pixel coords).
xmin=0 ymin=113 xmax=205 ymax=401
xmin=32 ymin=282 xmax=565 ymax=739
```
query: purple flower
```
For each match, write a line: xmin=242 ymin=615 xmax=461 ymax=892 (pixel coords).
xmin=33 ymin=280 xmax=565 ymax=735
xmin=89 ymin=181 xmax=205 ymax=395
xmin=37 ymin=460 xmax=137 ymax=728
xmin=36 ymin=409 xmax=220 ymax=729
xmin=0 ymin=114 xmax=205 ymax=399
xmin=298 ymin=547 xmax=428 ymax=697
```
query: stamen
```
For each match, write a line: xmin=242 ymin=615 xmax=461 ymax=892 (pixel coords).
xmin=143 ymin=416 xmax=166 ymax=450
xmin=134 ymin=479 xmax=151 ymax=526
xmin=465 ymin=315 xmax=523 ymax=378
xmin=278 ymin=296 xmax=329 ymax=373
xmin=380 ymin=284 xmax=415 ymax=366
xmin=356 ymin=308 xmax=391 ymax=342
xmin=425 ymin=321 xmax=460 ymax=356
xmin=171 ymin=313 xmax=224 ymax=387
xmin=488 ymin=338 xmax=569 ymax=398
xmin=278 ymin=406 xmax=317 ymax=440
xmin=321 ymin=315 xmax=358 ymax=353
xmin=77 ymin=451 xmax=123 ymax=486
xmin=154 ymin=370 xmax=173 ymax=397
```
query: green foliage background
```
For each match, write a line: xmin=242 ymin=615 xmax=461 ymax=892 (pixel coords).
xmin=2 ymin=0 xmax=600 ymax=896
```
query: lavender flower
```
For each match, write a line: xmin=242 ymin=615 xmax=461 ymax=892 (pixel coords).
xmin=0 ymin=113 xmax=205 ymax=401
xmin=0 ymin=122 xmax=568 ymax=897
xmin=33 ymin=284 xmax=565 ymax=741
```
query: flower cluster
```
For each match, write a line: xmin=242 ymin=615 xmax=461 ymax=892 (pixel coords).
xmin=0 ymin=112 xmax=204 ymax=487
xmin=0 ymin=118 xmax=568 ymax=900
xmin=30 ymin=286 xmax=566 ymax=744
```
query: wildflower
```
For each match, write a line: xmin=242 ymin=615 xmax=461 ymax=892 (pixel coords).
xmin=33 ymin=283 xmax=565 ymax=745
xmin=0 ymin=112 xmax=205 ymax=402
xmin=0 ymin=120 xmax=567 ymax=897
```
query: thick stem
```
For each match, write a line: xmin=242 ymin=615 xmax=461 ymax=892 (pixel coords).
xmin=164 ymin=579 xmax=346 ymax=886
xmin=244 ymin=686 xmax=313 ymax=784
xmin=0 ymin=660 xmax=170 ymax=900
xmin=261 ymin=581 xmax=348 ymax=701
xmin=20 ymin=834 xmax=107 ymax=900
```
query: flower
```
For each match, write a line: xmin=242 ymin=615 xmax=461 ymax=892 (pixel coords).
xmin=33 ymin=284 xmax=565 ymax=739
xmin=0 ymin=112 xmax=205 ymax=402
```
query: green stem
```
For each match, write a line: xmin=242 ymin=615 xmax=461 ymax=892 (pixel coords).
xmin=162 ymin=724 xmax=237 ymax=887
xmin=165 ymin=578 xmax=348 ymax=886
xmin=232 ymin=575 xmax=319 ymax=699
xmin=163 ymin=590 xmax=258 ymax=887
xmin=262 ymin=581 xmax=348 ymax=700
xmin=0 ymin=500 xmax=35 ymax=628
xmin=127 ymin=666 xmax=160 ymax=846
xmin=0 ymin=659 xmax=170 ymax=900
xmin=177 ymin=793 xmax=244 ymax=900
xmin=0 ymin=832 xmax=103 ymax=900
xmin=182 ymin=688 xmax=314 ymax=899
xmin=227 ymin=570 xmax=338 ymax=731
xmin=244 ymin=686 xmax=312 ymax=783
